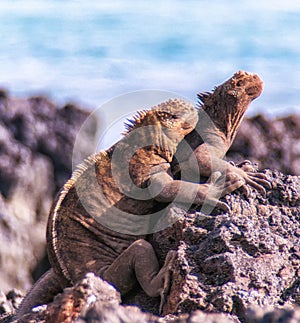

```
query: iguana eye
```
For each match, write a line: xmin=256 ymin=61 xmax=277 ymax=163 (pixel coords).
xmin=236 ymin=79 xmax=244 ymax=87
xmin=157 ymin=111 xmax=172 ymax=120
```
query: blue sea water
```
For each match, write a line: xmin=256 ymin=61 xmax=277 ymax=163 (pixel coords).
xmin=0 ymin=0 xmax=300 ymax=117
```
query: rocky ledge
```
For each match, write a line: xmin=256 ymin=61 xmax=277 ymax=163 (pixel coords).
xmin=1 ymin=170 xmax=300 ymax=322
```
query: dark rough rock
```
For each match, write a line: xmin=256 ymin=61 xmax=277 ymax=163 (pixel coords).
xmin=0 ymin=273 xmax=241 ymax=323
xmin=246 ymin=306 xmax=300 ymax=322
xmin=7 ymin=273 xmax=158 ymax=323
xmin=0 ymin=90 xmax=97 ymax=292
xmin=147 ymin=170 xmax=299 ymax=322
xmin=228 ymin=114 xmax=300 ymax=175
xmin=0 ymin=290 xmax=24 ymax=323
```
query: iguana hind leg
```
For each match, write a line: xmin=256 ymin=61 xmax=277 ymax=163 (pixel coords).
xmin=16 ymin=268 xmax=67 ymax=319
xmin=102 ymin=239 xmax=175 ymax=302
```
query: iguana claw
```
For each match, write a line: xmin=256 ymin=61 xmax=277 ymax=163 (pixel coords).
xmin=203 ymin=171 xmax=245 ymax=213
xmin=228 ymin=160 xmax=272 ymax=197
xmin=159 ymin=250 xmax=176 ymax=314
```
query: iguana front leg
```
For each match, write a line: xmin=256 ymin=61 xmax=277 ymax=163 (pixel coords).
xmin=188 ymin=143 xmax=271 ymax=196
xmin=226 ymin=160 xmax=271 ymax=196
xmin=149 ymin=165 xmax=244 ymax=212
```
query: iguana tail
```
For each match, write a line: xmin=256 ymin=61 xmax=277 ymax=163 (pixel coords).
xmin=15 ymin=268 xmax=67 ymax=319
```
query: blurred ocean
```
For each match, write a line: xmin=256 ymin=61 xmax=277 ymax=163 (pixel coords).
xmin=0 ymin=0 xmax=300 ymax=117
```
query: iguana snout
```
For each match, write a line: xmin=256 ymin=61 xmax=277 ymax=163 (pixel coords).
xmin=232 ymin=70 xmax=264 ymax=100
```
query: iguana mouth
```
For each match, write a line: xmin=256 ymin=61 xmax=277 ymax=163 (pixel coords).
xmin=182 ymin=115 xmax=198 ymax=130
xmin=181 ymin=122 xmax=194 ymax=131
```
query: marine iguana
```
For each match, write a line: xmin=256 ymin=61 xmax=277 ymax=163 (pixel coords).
xmin=16 ymin=98 xmax=243 ymax=319
xmin=173 ymin=70 xmax=271 ymax=203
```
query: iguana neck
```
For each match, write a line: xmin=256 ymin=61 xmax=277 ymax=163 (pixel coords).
xmin=105 ymin=126 xmax=181 ymax=191
xmin=201 ymin=95 xmax=249 ymax=151
xmin=124 ymin=124 xmax=182 ymax=163
xmin=157 ymin=130 xmax=182 ymax=161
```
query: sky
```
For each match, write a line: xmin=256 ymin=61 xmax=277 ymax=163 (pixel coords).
xmin=0 ymin=0 xmax=299 ymax=135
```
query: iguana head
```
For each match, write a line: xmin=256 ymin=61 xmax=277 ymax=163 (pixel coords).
xmin=122 ymin=98 xmax=198 ymax=160
xmin=124 ymin=98 xmax=198 ymax=139
xmin=197 ymin=70 xmax=263 ymax=146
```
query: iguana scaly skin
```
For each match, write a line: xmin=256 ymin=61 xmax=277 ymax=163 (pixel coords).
xmin=173 ymin=70 xmax=271 ymax=198
xmin=16 ymin=98 xmax=243 ymax=318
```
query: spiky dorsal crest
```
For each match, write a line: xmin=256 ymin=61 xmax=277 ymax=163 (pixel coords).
xmin=62 ymin=153 xmax=103 ymax=192
xmin=123 ymin=110 xmax=149 ymax=134
xmin=197 ymin=90 xmax=214 ymax=109
xmin=123 ymin=99 xmax=183 ymax=135
xmin=51 ymin=152 xmax=105 ymax=282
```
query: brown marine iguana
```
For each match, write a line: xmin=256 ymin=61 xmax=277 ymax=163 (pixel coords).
xmin=16 ymin=98 xmax=243 ymax=319
xmin=173 ymin=70 xmax=271 ymax=207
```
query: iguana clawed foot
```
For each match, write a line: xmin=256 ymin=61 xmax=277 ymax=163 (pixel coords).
xmin=159 ymin=250 xmax=176 ymax=314
xmin=228 ymin=160 xmax=271 ymax=197
xmin=200 ymin=162 xmax=271 ymax=213
xmin=200 ymin=171 xmax=244 ymax=213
